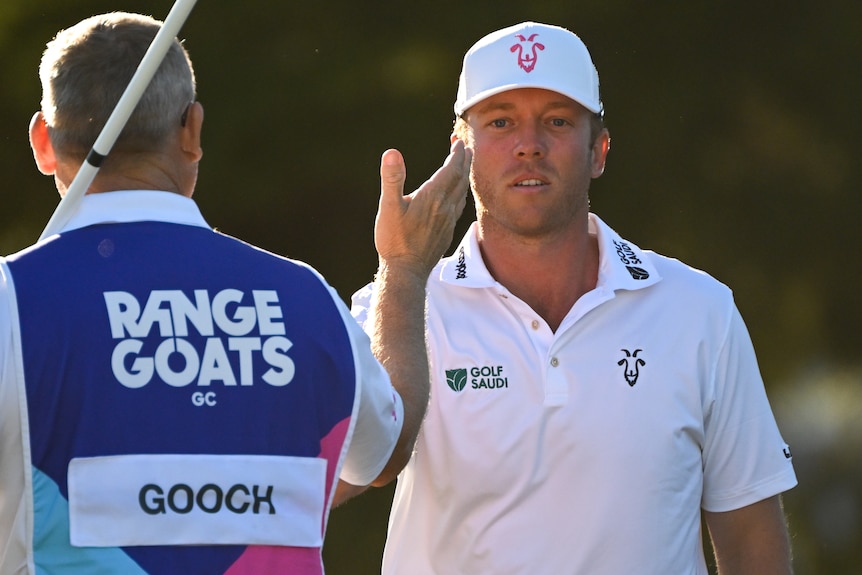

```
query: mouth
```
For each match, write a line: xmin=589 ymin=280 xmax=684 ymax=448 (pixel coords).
xmin=514 ymin=178 xmax=547 ymax=187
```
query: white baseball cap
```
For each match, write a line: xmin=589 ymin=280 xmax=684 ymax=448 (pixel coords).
xmin=454 ymin=22 xmax=602 ymax=117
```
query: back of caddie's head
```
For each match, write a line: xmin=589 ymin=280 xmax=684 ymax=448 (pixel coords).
xmin=39 ymin=12 xmax=196 ymax=162
xmin=454 ymin=22 xmax=602 ymax=118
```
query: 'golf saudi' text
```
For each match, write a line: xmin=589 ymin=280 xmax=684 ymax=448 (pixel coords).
xmin=104 ymin=289 xmax=294 ymax=389
xmin=472 ymin=365 xmax=508 ymax=389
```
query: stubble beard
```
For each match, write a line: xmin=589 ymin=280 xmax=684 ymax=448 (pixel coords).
xmin=472 ymin=171 xmax=591 ymax=241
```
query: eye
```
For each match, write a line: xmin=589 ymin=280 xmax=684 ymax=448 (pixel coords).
xmin=549 ymin=118 xmax=570 ymax=127
xmin=489 ymin=118 xmax=509 ymax=128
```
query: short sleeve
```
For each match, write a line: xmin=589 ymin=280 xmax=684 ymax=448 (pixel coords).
xmin=701 ymin=303 xmax=797 ymax=511
xmin=333 ymin=286 xmax=404 ymax=486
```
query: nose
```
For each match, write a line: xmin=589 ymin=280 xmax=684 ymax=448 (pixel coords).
xmin=514 ymin=122 xmax=546 ymax=159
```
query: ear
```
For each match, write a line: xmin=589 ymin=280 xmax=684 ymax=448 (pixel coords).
xmin=591 ymin=128 xmax=611 ymax=178
xmin=179 ymin=101 xmax=204 ymax=163
xmin=29 ymin=112 xmax=57 ymax=175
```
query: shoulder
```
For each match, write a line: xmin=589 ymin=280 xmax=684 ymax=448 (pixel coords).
xmin=645 ymin=250 xmax=734 ymax=306
xmin=212 ymin=230 xmax=333 ymax=283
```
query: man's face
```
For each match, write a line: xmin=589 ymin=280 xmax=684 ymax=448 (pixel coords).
xmin=461 ymin=88 xmax=608 ymax=240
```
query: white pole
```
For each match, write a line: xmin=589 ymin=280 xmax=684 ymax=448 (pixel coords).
xmin=38 ymin=0 xmax=199 ymax=241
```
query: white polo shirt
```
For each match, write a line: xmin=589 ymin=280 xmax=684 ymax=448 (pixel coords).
xmin=352 ymin=214 xmax=797 ymax=575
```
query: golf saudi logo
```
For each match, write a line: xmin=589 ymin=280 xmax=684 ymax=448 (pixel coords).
xmin=445 ymin=365 xmax=509 ymax=393
xmin=446 ymin=369 xmax=468 ymax=392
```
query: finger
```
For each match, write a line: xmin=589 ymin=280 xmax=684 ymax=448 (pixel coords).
xmin=415 ymin=140 xmax=472 ymax=201
xmin=379 ymin=148 xmax=407 ymax=208
xmin=441 ymin=139 xmax=472 ymax=194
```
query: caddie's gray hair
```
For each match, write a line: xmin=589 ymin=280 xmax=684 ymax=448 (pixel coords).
xmin=39 ymin=11 xmax=196 ymax=161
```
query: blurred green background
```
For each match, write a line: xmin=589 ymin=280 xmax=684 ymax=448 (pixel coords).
xmin=1 ymin=1 xmax=860 ymax=573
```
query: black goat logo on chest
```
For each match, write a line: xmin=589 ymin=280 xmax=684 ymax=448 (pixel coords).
xmin=618 ymin=349 xmax=645 ymax=386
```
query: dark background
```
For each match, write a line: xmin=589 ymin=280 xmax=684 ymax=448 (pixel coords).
xmin=1 ymin=1 xmax=859 ymax=573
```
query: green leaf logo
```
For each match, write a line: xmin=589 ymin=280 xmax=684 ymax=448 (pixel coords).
xmin=445 ymin=368 xmax=468 ymax=392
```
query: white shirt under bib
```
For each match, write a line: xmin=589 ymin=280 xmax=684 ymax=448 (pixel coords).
xmin=351 ymin=214 xmax=796 ymax=575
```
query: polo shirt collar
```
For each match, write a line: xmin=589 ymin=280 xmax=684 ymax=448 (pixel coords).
xmin=54 ymin=190 xmax=210 ymax=235
xmin=439 ymin=213 xmax=661 ymax=292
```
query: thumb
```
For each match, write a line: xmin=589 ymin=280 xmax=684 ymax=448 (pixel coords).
xmin=379 ymin=149 xmax=407 ymax=208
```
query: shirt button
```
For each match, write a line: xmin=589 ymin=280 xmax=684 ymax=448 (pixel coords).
xmin=550 ymin=357 xmax=559 ymax=367
xmin=531 ymin=320 xmax=540 ymax=330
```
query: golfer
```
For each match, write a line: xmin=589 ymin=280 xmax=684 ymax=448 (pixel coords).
xmin=351 ymin=21 xmax=797 ymax=574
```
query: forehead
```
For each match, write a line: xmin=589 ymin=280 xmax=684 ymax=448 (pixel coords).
xmin=467 ymin=88 xmax=587 ymax=117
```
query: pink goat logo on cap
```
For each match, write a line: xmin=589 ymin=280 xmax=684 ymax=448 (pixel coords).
xmin=510 ymin=33 xmax=545 ymax=72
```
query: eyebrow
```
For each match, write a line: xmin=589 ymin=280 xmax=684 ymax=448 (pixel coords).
xmin=471 ymin=99 xmax=578 ymax=117
xmin=474 ymin=101 xmax=516 ymax=114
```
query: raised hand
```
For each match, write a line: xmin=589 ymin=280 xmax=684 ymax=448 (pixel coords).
xmin=364 ymin=140 xmax=472 ymax=486
xmin=374 ymin=139 xmax=472 ymax=279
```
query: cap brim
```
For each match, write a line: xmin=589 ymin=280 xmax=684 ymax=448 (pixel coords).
xmin=455 ymin=83 xmax=602 ymax=116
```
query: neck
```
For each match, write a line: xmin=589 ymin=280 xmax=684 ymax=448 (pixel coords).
xmin=477 ymin=219 xmax=599 ymax=332
xmin=56 ymin=148 xmax=195 ymax=198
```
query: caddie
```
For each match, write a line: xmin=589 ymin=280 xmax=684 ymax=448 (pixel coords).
xmin=0 ymin=12 xmax=470 ymax=574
